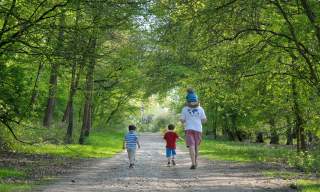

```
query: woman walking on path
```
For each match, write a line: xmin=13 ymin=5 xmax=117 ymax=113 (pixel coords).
xmin=180 ymin=88 xmax=207 ymax=169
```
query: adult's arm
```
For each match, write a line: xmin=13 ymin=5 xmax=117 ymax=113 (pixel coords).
xmin=136 ymin=135 xmax=141 ymax=149
xmin=137 ymin=140 xmax=141 ymax=149
xmin=201 ymin=107 xmax=207 ymax=123
xmin=180 ymin=107 xmax=186 ymax=123
xmin=163 ymin=133 xmax=167 ymax=144
xmin=201 ymin=118 xmax=207 ymax=123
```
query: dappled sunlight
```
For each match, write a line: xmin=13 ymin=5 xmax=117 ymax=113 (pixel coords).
xmin=0 ymin=0 xmax=319 ymax=191
xmin=40 ymin=134 xmax=294 ymax=192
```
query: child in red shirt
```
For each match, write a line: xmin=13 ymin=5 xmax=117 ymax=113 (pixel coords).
xmin=163 ymin=124 xmax=182 ymax=167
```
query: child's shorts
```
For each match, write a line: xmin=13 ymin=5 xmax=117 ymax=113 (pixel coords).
xmin=166 ymin=148 xmax=176 ymax=157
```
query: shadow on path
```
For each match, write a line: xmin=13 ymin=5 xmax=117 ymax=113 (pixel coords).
xmin=37 ymin=133 xmax=295 ymax=192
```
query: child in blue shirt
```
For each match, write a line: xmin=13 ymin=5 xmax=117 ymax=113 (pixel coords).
xmin=123 ymin=125 xmax=140 ymax=168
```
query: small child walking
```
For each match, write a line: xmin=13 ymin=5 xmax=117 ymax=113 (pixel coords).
xmin=163 ymin=124 xmax=182 ymax=167
xmin=123 ymin=125 xmax=140 ymax=168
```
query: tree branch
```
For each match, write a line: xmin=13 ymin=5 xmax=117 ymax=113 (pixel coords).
xmin=0 ymin=117 xmax=34 ymax=145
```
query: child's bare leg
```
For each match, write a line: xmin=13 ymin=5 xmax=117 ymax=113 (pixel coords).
xmin=167 ymin=157 xmax=171 ymax=167
xmin=195 ymin=144 xmax=199 ymax=166
xmin=171 ymin=155 xmax=176 ymax=165
xmin=189 ymin=146 xmax=196 ymax=166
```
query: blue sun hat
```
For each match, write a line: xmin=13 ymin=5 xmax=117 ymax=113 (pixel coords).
xmin=186 ymin=88 xmax=198 ymax=102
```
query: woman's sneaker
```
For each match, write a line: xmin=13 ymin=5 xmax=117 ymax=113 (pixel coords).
xmin=167 ymin=161 xmax=171 ymax=167
xmin=190 ymin=165 xmax=196 ymax=169
xmin=129 ymin=164 xmax=134 ymax=168
xmin=171 ymin=160 xmax=176 ymax=166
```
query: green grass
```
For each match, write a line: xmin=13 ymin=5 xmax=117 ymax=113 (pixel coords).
xmin=0 ymin=131 xmax=125 ymax=191
xmin=0 ymin=184 xmax=31 ymax=192
xmin=297 ymin=179 xmax=320 ymax=192
xmin=263 ymin=170 xmax=300 ymax=179
xmin=199 ymin=139 xmax=320 ymax=173
xmin=200 ymin=139 xmax=294 ymax=163
xmin=16 ymin=131 xmax=124 ymax=158
xmin=0 ymin=168 xmax=25 ymax=179
xmin=199 ymin=139 xmax=320 ymax=192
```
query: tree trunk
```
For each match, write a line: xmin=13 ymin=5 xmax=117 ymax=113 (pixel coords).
xmin=62 ymin=58 xmax=84 ymax=123
xmin=62 ymin=2 xmax=83 ymax=124
xmin=30 ymin=60 xmax=44 ymax=109
xmin=64 ymin=2 xmax=85 ymax=144
xmin=43 ymin=63 xmax=58 ymax=127
xmin=62 ymin=101 xmax=71 ymax=123
xmin=285 ymin=115 xmax=293 ymax=145
xmin=212 ymin=104 xmax=218 ymax=139
xmin=65 ymin=98 xmax=74 ymax=144
xmin=43 ymin=13 xmax=65 ymax=128
xmin=222 ymin=112 xmax=231 ymax=139
xmin=286 ymin=128 xmax=294 ymax=145
xmin=65 ymin=57 xmax=78 ymax=144
xmin=230 ymin=110 xmax=241 ymax=141
xmin=291 ymin=78 xmax=306 ymax=152
xmin=256 ymin=132 xmax=264 ymax=143
xmin=307 ymin=131 xmax=315 ymax=146
xmin=79 ymin=37 xmax=96 ymax=144
xmin=269 ymin=117 xmax=279 ymax=144
xmin=79 ymin=101 xmax=91 ymax=144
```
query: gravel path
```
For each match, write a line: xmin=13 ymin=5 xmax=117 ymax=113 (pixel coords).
xmin=38 ymin=133 xmax=295 ymax=192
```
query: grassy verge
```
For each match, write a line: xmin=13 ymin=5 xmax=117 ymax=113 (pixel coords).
xmin=0 ymin=183 xmax=31 ymax=192
xmin=199 ymin=139 xmax=319 ymax=192
xmin=200 ymin=139 xmax=294 ymax=163
xmin=261 ymin=171 xmax=320 ymax=191
xmin=1 ymin=131 xmax=124 ymax=191
xmin=296 ymin=179 xmax=320 ymax=192
xmin=16 ymin=131 xmax=124 ymax=158
xmin=0 ymin=168 xmax=30 ymax=192
xmin=0 ymin=168 xmax=26 ymax=178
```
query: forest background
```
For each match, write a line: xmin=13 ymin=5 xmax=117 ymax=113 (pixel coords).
xmin=0 ymin=0 xmax=319 ymax=191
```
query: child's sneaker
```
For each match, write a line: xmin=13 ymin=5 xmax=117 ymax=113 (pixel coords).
xmin=167 ymin=161 xmax=171 ymax=167
xmin=129 ymin=164 xmax=134 ymax=168
xmin=171 ymin=160 xmax=176 ymax=166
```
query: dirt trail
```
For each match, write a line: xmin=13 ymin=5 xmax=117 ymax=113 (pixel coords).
xmin=38 ymin=133 xmax=295 ymax=192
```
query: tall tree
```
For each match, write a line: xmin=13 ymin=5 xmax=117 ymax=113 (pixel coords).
xmin=43 ymin=12 xmax=65 ymax=127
